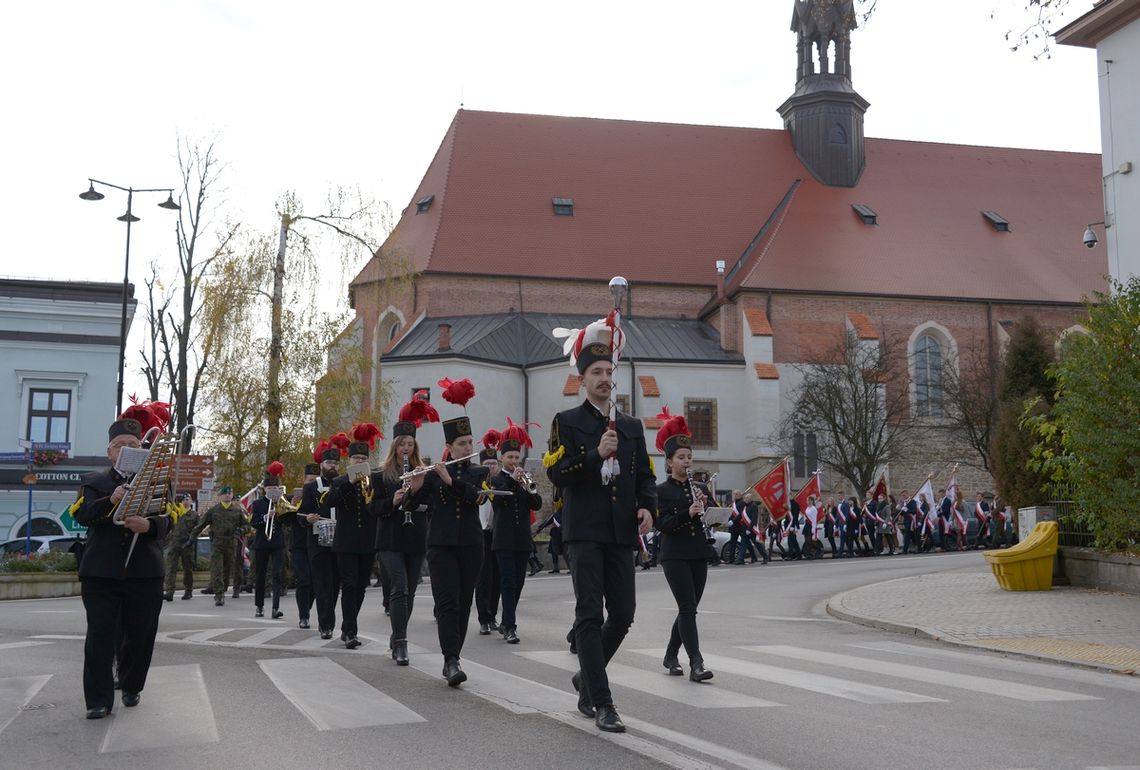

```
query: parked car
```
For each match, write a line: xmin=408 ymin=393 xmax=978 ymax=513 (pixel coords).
xmin=1 ymin=535 xmax=84 ymax=555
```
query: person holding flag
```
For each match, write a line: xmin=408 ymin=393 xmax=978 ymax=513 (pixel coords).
xmin=973 ymin=491 xmax=992 ymax=549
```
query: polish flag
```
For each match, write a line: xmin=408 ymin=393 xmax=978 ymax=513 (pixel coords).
xmin=238 ymin=486 xmax=259 ymax=513
xmin=793 ymin=472 xmax=821 ymax=513
xmin=752 ymin=458 xmax=790 ymax=521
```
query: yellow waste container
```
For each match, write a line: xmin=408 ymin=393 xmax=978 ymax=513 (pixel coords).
xmin=983 ymin=521 xmax=1059 ymax=591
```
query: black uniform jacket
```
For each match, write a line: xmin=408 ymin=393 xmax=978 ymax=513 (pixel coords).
xmin=376 ymin=473 xmax=431 ymax=554
xmin=301 ymin=476 xmax=336 ymax=551
xmin=546 ymin=400 xmax=656 ymax=547
xmin=73 ymin=467 xmax=172 ymax=580
xmin=490 ymin=469 xmax=543 ymax=552
xmin=250 ymin=496 xmax=285 ymax=551
xmin=655 ymin=478 xmax=716 ymax=561
xmin=425 ymin=461 xmax=487 ymax=548
xmin=325 ymin=471 xmax=382 ymax=555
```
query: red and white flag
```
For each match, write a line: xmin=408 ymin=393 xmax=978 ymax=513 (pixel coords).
xmin=752 ymin=458 xmax=791 ymax=521
xmin=793 ymin=472 xmax=821 ymax=514
xmin=238 ymin=486 xmax=259 ymax=513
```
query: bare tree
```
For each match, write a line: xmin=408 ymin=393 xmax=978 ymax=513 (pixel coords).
xmin=139 ymin=261 xmax=173 ymax=403
xmin=775 ymin=328 xmax=914 ymax=497
xmin=941 ymin=334 xmax=999 ymax=471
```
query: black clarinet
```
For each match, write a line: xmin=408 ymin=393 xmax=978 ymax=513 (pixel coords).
xmin=401 ymin=456 xmax=414 ymax=526
xmin=686 ymin=468 xmax=715 ymax=544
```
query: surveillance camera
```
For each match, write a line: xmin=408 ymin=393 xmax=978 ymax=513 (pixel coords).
xmin=1082 ymin=226 xmax=1098 ymax=249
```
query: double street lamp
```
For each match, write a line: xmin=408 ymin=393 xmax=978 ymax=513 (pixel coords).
xmin=78 ymin=179 xmax=180 ymax=416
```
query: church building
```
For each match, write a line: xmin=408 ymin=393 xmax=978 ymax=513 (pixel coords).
xmin=333 ymin=0 xmax=1105 ymax=499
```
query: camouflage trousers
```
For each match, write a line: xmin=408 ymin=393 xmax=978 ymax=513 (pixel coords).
xmin=164 ymin=547 xmax=195 ymax=593
xmin=210 ymin=542 xmax=236 ymax=598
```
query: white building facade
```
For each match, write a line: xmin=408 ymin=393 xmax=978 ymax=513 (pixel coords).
xmin=0 ymin=279 xmax=134 ymax=539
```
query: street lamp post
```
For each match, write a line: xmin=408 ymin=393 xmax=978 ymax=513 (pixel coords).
xmin=79 ymin=179 xmax=180 ymax=416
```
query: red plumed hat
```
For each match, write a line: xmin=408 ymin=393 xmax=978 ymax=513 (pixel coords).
xmin=351 ymin=422 xmax=384 ymax=451
xmin=120 ymin=394 xmax=171 ymax=436
xmin=480 ymin=428 xmax=501 ymax=450
xmin=438 ymin=377 xmax=475 ymax=409
xmin=312 ymin=439 xmax=332 ymax=464
xmin=329 ymin=432 xmax=351 ymax=457
xmin=654 ymin=406 xmax=692 ymax=457
xmin=266 ymin=461 xmax=286 ymax=477
xmin=397 ymin=390 xmax=440 ymax=428
xmin=500 ymin=417 xmax=536 ymax=451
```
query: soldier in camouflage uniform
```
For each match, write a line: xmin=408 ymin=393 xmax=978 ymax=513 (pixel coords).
xmin=163 ymin=494 xmax=199 ymax=601
xmin=189 ymin=486 xmax=247 ymax=606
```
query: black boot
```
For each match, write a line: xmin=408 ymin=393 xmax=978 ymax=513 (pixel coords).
xmin=163 ymin=591 xmax=174 ymax=602
xmin=394 ymin=640 xmax=409 ymax=666
xmin=662 ymin=654 xmax=683 ymax=676
xmin=443 ymin=657 xmax=466 ymax=687
xmin=689 ymin=660 xmax=714 ymax=682
xmin=570 ymin=671 xmax=592 ymax=717
xmin=181 ymin=590 xmax=193 ymax=600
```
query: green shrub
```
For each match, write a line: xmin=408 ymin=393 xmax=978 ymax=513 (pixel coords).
xmin=0 ymin=551 xmax=77 ymax=573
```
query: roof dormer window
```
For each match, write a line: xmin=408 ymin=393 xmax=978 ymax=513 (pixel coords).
xmin=416 ymin=195 xmax=434 ymax=214
xmin=852 ymin=204 xmax=877 ymax=225
xmin=552 ymin=197 xmax=574 ymax=216
xmin=982 ymin=210 xmax=1010 ymax=232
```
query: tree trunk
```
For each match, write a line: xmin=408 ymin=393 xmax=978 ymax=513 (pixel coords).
xmin=266 ymin=216 xmax=288 ymax=464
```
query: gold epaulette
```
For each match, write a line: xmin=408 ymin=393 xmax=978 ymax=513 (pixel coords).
xmin=542 ymin=445 xmax=565 ymax=468
xmin=554 ymin=498 xmax=563 ymax=511
xmin=648 ymin=456 xmax=655 ymax=476
xmin=67 ymin=496 xmax=84 ymax=516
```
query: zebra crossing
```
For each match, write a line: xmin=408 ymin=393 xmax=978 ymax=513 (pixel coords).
xmin=0 ymin=634 xmax=1120 ymax=765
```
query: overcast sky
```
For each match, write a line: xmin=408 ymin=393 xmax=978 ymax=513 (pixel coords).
xmin=1 ymin=0 xmax=1101 ymax=399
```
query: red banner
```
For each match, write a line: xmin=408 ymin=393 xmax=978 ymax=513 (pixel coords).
xmin=793 ymin=473 xmax=821 ymax=513
xmin=752 ymin=459 xmax=790 ymax=520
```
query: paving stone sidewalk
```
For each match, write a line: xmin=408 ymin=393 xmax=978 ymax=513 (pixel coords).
xmin=827 ymin=565 xmax=1140 ymax=674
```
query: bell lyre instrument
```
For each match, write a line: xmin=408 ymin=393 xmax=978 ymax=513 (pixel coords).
xmin=114 ymin=427 xmax=179 ymax=567
xmin=401 ymin=455 xmax=414 ymax=527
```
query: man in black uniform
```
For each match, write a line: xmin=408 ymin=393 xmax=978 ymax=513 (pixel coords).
xmin=72 ymin=414 xmax=172 ymax=719
xmin=490 ymin=420 xmax=543 ymax=644
xmin=475 ymin=438 xmax=501 ymax=635
xmin=546 ymin=317 xmax=655 ymax=734
xmin=303 ymin=443 xmax=342 ymax=639
xmin=250 ymin=462 xmax=287 ymax=619
xmin=325 ymin=424 xmax=383 ymax=649
xmin=290 ymin=463 xmax=319 ymax=627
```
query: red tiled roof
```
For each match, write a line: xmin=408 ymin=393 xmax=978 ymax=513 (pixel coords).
xmin=354 ymin=110 xmax=1106 ymax=304
xmin=754 ymin=363 xmax=780 ymax=379
xmin=743 ymin=308 xmax=773 ymax=336
xmin=562 ymin=374 xmax=581 ymax=396
xmin=642 ymin=417 xmax=664 ymax=430
xmin=846 ymin=311 xmax=879 ymax=340
xmin=638 ymin=375 xmax=660 ymax=398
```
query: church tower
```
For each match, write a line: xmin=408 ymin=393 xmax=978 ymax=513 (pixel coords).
xmin=777 ymin=0 xmax=870 ymax=187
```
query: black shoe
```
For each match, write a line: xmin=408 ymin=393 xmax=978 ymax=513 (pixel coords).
xmin=689 ymin=662 xmax=714 ymax=682
xmin=594 ymin=704 xmax=625 ymax=733
xmin=479 ymin=623 xmax=490 ymax=635
xmin=662 ymin=654 xmax=683 ymax=676
xmin=444 ymin=658 xmax=466 ymax=687
xmin=504 ymin=628 xmax=519 ymax=644
xmin=200 ymin=587 xmax=213 ymax=595
xmin=255 ymin=608 xmax=264 ymax=618
xmin=299 ymin=618 xmax=310 ymax=629
xmin=85 ymin=706 xmax=110 ymax=720
xmin=232 ymin=591 xmax=240 ymax=599
xmin=487 ymin=620 xmax=500 ymax=633
xmin=163 ymin=591 xmax=174 ymax=602
xmin=571 ymin=671 xmax=593 ymax=717
xmin=320 ymin=629 xmax=333 ymax=640
xmin=272 ymin=609 xmax=284 ymax=619
xmin=528 ymin=567 xmax=540 ymax=577
xmin=121 ymin=692 xmax=140 ymax=707
xmin=345 ymin=636 xmax=361 ymax=649
xmin=181 ymin=590 xmax=193 ymax=600
xmin=548 ymin=569 xmax=560 ymax=574
xmin=215 ymin=597 xmax=224 ymax=607
xmin=395 ymin=641 xmax=409 ymax=666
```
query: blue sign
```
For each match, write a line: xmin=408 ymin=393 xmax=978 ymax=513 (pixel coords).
xmin=33 ymin=442 xmax=71 ymax=451
xmin=0 ymin=452 xmax=28 ymax=463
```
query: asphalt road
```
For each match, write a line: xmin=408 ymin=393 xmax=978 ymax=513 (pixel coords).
xmin=2 ymin=551 xmax=1137 ymax=769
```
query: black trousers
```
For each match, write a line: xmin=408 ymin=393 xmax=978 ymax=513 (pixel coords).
xmin=495 ymin=549 xmax=530 ymax=631
xmin=308 ymin=545 xmax=340 ymax=632
xmin=291 ymin=545 xmax=313 ymax=620
xmin=337 ymin=552 xmax=375 ymax=637
xmin=81 ymin=577 xmax=163 ymax=710
xmin=785 ymin=531 xmax=802 ymax=559
xmin=475 ymin=530 xmax=500 ymax=624
xmin=566 ymin=541 xmax=636 ymax=709
xmin=379 ymin=550 xmax=424 ymax=643
xmin=662 ymin=557 xmax=708 ymax=665
xmin=426 ymin=544 xmax=483 ymax=660
xmin=254 ymin=547 xmax=284 ymax=610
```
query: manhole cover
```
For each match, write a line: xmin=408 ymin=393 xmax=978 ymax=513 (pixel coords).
xmin=19 ymin=703 xmax=56 ymax=711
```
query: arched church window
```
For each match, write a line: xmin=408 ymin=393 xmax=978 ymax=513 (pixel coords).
xmin=914 ymin=334 xmax=943 ymax=417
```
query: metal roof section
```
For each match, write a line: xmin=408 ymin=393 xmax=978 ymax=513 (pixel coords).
xmin=384 ymin=312 xmax=745 ymax=367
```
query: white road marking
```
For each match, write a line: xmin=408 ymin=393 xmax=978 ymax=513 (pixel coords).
xmin=748 ymin=645 xmax=1101 ymax=703
xmin=0 ymin=641 xmax=54 ymax=650
xmin=696 ymin=610 xmax=838 ymax=623
xmin=233 ymin=628 xmax=292 ymax=646
xmin=258 ymin=657 xmax=425 ymax=730
xmin=518 ymin=650 xmax=780 ymax=709
xmin=850 ymin=640 xmax=1140 ymax=695
xmin=0 ymin=675 xmax=51 ymax=736
xmin=635 ymin=649 xmax=942 ymax=705
xmin=99 ymin=664 xmax=218 ymax=753
xmin=26 ymin=610 xmax=76 ymax=614
xmin=28 ymin=634 xmax=86 ymax=640
xmin=166 ymin=613 xmax=221 ymax=618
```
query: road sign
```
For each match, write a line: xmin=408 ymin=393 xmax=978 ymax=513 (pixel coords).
xmin=173 ymin=454 xmax=215 ymax=490
xmin=0 ymin=452 xmax=28 ymax=463
xmin=17 ymin=439 xmax=32 ymax=449
xmin=32 ymin=442 xmax=71 ymax=451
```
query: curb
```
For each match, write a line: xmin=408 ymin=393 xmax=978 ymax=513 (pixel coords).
xmin=826 ymin=584 xmax=1138 ymax=678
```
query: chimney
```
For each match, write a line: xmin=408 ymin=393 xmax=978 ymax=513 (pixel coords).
xmin=715 ymin=260 xmax=726 ymax=300
xmin=437 ymin=323 xmax=452 ymax=351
